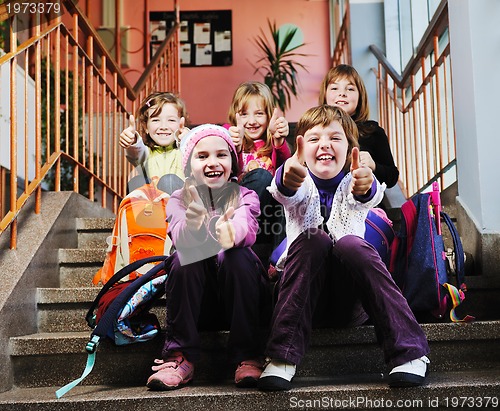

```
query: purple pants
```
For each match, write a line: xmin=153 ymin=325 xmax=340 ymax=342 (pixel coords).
xmin=162 ymin=247 xmax=269 ymax=365
xmin=265 ymin=228 xmax=430 ymax=368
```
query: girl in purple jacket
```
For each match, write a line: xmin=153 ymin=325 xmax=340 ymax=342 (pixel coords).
xmin=147 ymin=124 xmax=268 ymax=391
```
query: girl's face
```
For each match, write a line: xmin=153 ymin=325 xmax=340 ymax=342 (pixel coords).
xmin=239 ymin=96 xmax=268 ymax=141
xmin=325 ymin=77 xmax=359 ymax=117
xmin=190 ymin=136 xmax=232 ymax=189
xmin=302 ymin=120 xmax=349 ymax=180
xmin=146 ymin=103 xmax=181 ymax=147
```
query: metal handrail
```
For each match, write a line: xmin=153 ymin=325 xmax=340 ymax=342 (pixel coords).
xmin=331 ymin=1 xmax=351 ymax=67
xmin=0 ymin=0 xmax=180 ymax=248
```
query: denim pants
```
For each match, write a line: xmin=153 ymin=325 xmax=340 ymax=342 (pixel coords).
xmin=265 ymin=228 xmax=430 ymax=368
xmin=162 ymin=247 xmax=269 ymax=365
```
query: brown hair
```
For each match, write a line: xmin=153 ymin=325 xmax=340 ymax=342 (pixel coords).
xmin=227 ymin=81 xmax=275 ymax=158
xmin=318 ymin=64 xmax=369 ymax=124
xmin=136 ymin=92 xmax=188 ymax=149
xmin=295 ymin=105 xmax=359 ymax=172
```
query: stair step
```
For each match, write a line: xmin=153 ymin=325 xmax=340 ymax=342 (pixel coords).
xmin=10 ymin=321 xmax=500 ymax=388
xmin=59 ymin=249 xmax=107 ymax=265
xmin=59 ymin=266 xmax=102 ymax=288
xmin=58 ymin=249 xmax=106 ymax=288
xmin=0 ymin=370 xmax=499 ymax=411
xmin=36 ymin=287 xmax=166 ymax=332
xmin=76 ymin=218 xmax=114 ymax=249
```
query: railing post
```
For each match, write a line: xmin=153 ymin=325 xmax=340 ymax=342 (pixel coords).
xmin=9 ymin=16 xmax=18 ymax=249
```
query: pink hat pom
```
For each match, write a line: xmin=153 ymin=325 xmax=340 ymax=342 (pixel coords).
xmin=180 ymin=124 xmax=237 ymax=170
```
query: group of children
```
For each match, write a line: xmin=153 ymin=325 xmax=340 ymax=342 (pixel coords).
xmin=117 ymin=64 xmax=430 ymax=392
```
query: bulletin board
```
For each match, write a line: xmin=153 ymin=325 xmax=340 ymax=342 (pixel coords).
xmin=149 ymin=10 xmax=232 ymax=67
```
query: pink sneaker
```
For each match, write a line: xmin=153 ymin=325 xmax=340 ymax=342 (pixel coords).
xmin=234 ymin=359 xmax=264 ymax=388
xmin=146 ymin=351 xmax=194 ymax=390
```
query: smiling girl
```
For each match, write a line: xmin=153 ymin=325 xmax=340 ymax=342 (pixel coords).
xmin=119 ymin=92 xmax=189 ymax=193
xmin=226 ymin=81 xmax=291 ymax=246
xmin=146 ymin=124 xmax=269 ymax=391
xmin=258 ymin=105 xmax=430 ymax=391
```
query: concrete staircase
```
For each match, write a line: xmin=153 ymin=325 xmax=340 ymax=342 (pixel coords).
xmin=1 ymin=212 xmax=500 ymax=410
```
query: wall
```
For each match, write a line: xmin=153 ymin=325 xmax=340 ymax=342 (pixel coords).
xmin=449 ymin=0 xmax=500 ymax=278
xmin=118 ymin=0 xmax=331 ymax=124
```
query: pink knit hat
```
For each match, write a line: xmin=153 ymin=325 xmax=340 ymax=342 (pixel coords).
xmin=180 ymin=124 xmax=237 ymax=171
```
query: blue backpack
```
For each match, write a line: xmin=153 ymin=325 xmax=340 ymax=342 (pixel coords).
xmin=388 ymin=184 xmax=474 ymax=323
xmin=56 ymin=255 xmax=169 ymax=398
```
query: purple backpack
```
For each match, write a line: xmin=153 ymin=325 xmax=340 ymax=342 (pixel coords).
xmin=364 ymin=208 xmax=394 ymax=266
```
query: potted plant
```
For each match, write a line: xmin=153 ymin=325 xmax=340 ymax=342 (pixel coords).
xmin=252 ymin=19 xmax=309 ymax=114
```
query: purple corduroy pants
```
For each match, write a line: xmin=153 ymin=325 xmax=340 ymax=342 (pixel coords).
xmin=265 ymin=228 xmax=430 ymax=368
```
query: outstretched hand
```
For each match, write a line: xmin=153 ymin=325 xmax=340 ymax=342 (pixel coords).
xmin=269 ymin=108 xmax=289 ymax=147
xmin=185 ymin=186 xmax=208 ymax=231
xmin=215 ymin=207 xmax=236 ymax=249
xmin=119 ymin=115 xmax=138 ymax=148
xmin=350 ymin=147 xmax=374 ymax=195
xmin=282 ymin=135 xmax=307 ymax=191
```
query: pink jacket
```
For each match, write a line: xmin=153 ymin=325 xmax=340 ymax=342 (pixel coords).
xmin=166 ymin=184 xmax=260 ymax=265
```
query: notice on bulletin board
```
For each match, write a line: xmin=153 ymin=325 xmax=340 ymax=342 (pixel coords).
xmin=195 ymin=44 xmax=212 ymax=66
xmin=149 ymin=10 xmax=232 ymax=67
xmin=181 ymin=43 xmax=192 ymax=65
xmin=194 ymin=22 xmax=211 ymax=44
xmin=215 ymin=30 xmax=231 ymax=52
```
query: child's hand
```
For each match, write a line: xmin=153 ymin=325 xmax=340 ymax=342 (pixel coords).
xmin=119 ymin=115 xmax=139 ymax=148
xmin=228 ymin=113 xmax=244 ymax=153
xmin=215 ymin=207 xmax=236 ymax=249
xmin=174 ymin=117 xmax=190 ymax=144
xmin=186 ymin=186 xmax=208 ymax=231
xmin=269 ymin=108 xmax=289 ymax=147
xmin=350 ymin=147 xmax=374 ymax=196
xmin=359 ymin=151 xmax=376 ymax=172
xmin=283 ymin=135 xmax=307 ymax=191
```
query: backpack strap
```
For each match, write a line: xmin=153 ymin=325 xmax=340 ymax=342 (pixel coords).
xmin=55 ymin=335 xmax=100 ymax=399
xmin=440 ymin=211 xmax=475 ymax=323
xmin=440 ymin=211 xmax=465 ymax=287
xmin=442 ymin=283 xmax=475 ymax=323
xmin=141 ymin=163 xmax=151 ymax=185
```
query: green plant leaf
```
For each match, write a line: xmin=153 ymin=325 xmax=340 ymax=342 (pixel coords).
xmin=250 ymin=18 xmax=310 ymax=114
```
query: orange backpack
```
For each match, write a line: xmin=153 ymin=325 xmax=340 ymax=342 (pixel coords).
xmin=92 ymin=181 xmax=172 ymax=285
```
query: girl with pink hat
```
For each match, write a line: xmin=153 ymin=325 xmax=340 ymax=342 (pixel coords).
xmin=146 ymin=124 xmax=269 ymax=391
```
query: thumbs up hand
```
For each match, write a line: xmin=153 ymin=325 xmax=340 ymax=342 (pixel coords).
xmin=174 ymin=117 xmax=190 ymax=145
xmin=119 ymin=115 xmax=139 ymax=148
xmin=228 ymin=113 xmax=244 ymax=153
xmin=282 ymin=135 xmax=307 ymax=191
xmin=269 ymin=108 xmax=289 ymax=147
xmin=350 ymin=147 xmax=374 ymax=196
xmin=215 ymin=207 xmax=236 ymax=249
xmin=185 ymin=185 xmax=208 ymax=231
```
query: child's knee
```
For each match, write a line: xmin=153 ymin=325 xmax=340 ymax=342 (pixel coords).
xmin=334 ymin=235 xmax=379 ymax=264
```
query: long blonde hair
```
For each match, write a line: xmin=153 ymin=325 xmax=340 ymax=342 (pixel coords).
xmin=228 ymin=81 xmax=275 ymax=158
